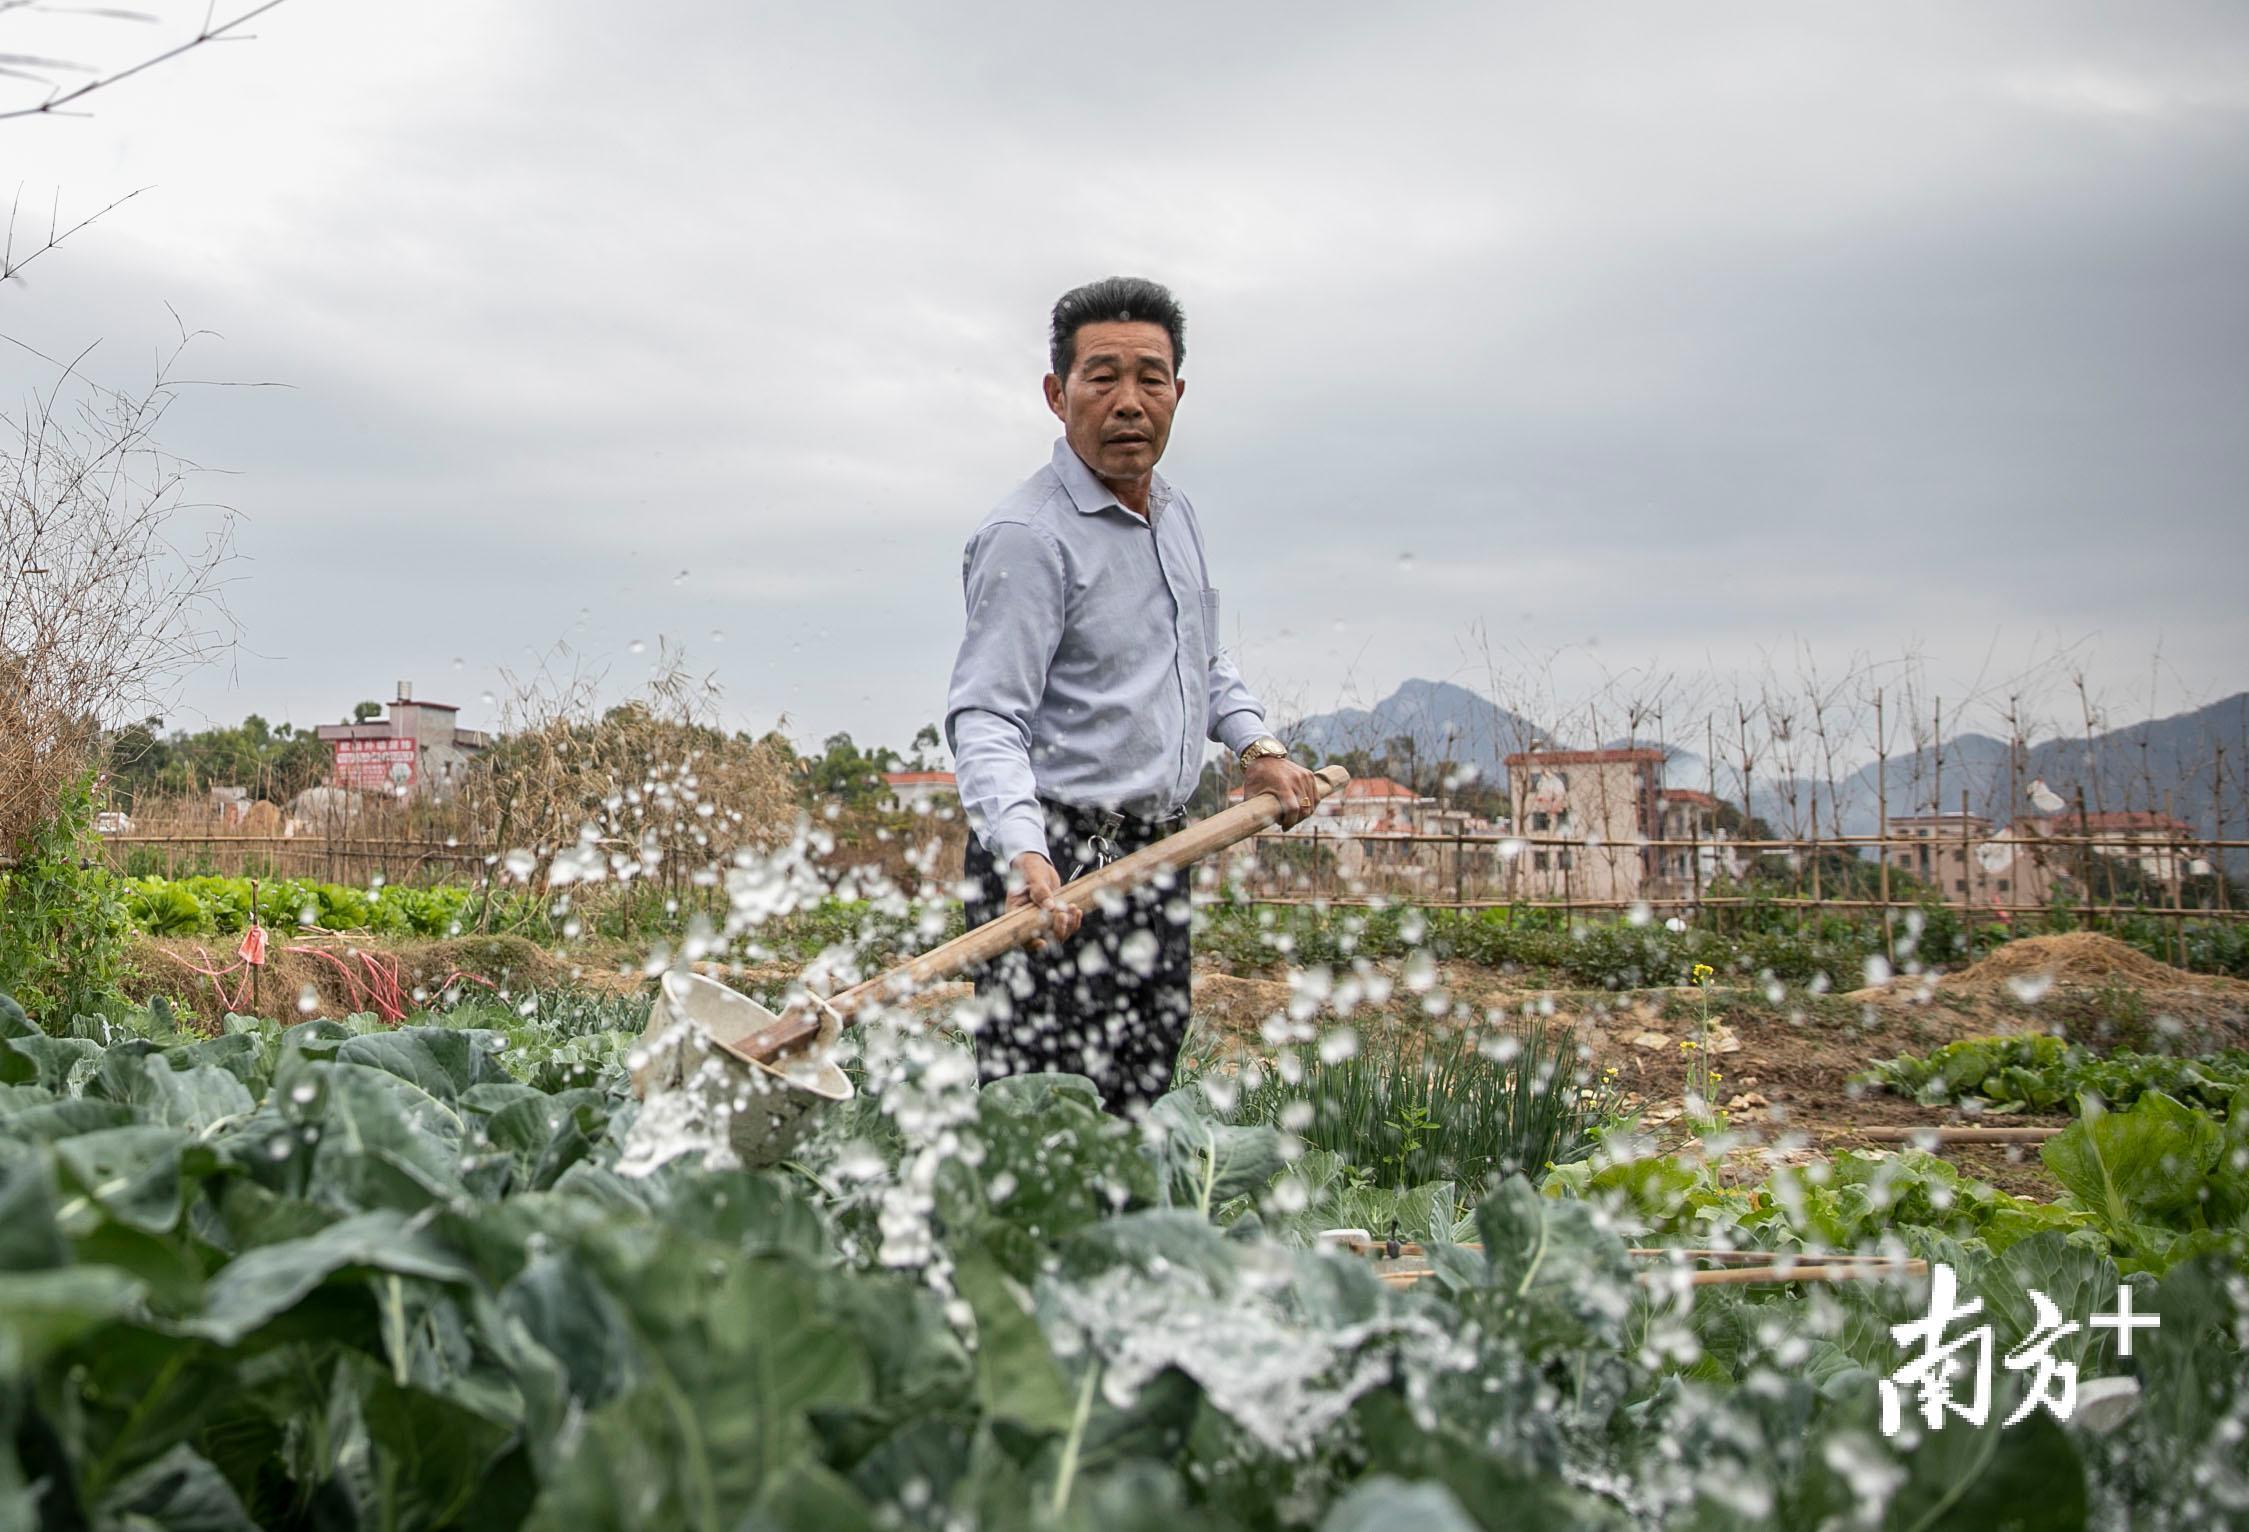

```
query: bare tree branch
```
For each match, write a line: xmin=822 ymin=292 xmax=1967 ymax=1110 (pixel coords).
xmin=0 ymin=183 xmax=148 ymax=289
xmin=0 ymin=0 xmax=285 ymax=123
xmin=1 ymin=323 xmax=240 ymax=849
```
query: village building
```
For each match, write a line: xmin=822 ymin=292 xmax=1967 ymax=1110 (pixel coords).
xmin=2023 ymin=810 xmax=2204 ymax=884
xmin=882 ymin=770 xmax=957 ymax=814
xmin=313 ymin=684 xmax=489 ymax=802
xmin=1504 ymin=747 xmax=1665 ymax=903
xmin=1652 ymin=788 xmax=1743 ymax=891
xmin=1881 ymin=812 xmax=2057 ymax=908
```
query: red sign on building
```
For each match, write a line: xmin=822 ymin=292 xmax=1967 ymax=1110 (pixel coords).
xmin=332 ymin=736 xmax=418 ymax=792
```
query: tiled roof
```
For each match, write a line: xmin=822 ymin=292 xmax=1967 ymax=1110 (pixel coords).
xmin=2034 ymin=811 xmax=2193 ymax=833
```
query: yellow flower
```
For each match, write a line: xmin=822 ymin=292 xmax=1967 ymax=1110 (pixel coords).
xmin=1690 ymin=963 xmax=1715 ymax=985
xmin=1679 ymin=1040 xmax=1697 ymax=1051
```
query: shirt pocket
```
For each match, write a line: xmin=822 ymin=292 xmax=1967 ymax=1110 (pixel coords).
xmin=1198 ymin=587 xmax=1221 ymax=665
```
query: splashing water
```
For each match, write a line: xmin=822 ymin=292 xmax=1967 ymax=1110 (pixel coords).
xmin=1042 ymin=1259 xmax=1471 ymax=1456
xmin=615 ymin=1049 xmax=746 ymax=1177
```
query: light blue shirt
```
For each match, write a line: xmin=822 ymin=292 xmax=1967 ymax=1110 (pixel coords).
xmin=946 ymin=439 xmax=1272 ymax=865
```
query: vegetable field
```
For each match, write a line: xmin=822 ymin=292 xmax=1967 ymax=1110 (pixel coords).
xmin=4 ymin=976 xmax=2245 ymax=1531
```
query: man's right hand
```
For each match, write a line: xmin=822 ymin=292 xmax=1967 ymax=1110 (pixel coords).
xmin=1006 ymin=851 xmax=1082 ymax=949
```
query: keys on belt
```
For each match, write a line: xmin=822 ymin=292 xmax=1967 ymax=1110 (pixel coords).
xmin=1085 ymin=807 xmax=1187 ymax=870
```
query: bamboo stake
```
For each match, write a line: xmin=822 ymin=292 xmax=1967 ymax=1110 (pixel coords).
xmin=1626 ymin=1248 xmax=1911 ymax=1265
xmin=1876 ymin=688 xmax=1893 ymax=963
xmin=1852 ymin=1126 xmax=2061 ymax=1144
xmin=1334 ymin=1239 xmax=1918 ymax=1264
xmin=1373 ymin=1260 xmax=1927 ymax=1291
xmin=1659 ymin=1261 xmax=1926 ymax=1289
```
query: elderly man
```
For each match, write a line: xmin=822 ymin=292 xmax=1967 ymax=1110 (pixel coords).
xmin=945 ymin=276 xmax=1320 ymax=1115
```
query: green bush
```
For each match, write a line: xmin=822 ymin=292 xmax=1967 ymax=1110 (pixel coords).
xmin=0 ymin=777 xmax=132 ymax=1026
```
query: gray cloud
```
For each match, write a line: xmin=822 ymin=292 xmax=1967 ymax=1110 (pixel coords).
xmin=4 ymin=0 xmax=2243 ymax=748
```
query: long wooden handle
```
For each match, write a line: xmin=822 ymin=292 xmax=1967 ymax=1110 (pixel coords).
xmin=722 ymin=764 xmax=1349 ymax=1066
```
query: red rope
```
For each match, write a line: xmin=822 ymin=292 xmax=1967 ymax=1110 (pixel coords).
xmin=156 ymin=936 xmax=506 ymax=1027
xmin=156 ymin=943 xmax=255 ymax=1014
xmin=282 ymin=944 xmax=408 ymax=1024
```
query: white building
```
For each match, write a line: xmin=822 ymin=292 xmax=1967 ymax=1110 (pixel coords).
xmin=882 ymin=770 xmax=957 ymax=814
xmin=1505 ymin=747 xmax=1665 ymax=902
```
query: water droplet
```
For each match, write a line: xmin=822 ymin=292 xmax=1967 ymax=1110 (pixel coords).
xmin=629 ymin=638 xmax=647 ymax=655
xmin=1118 ymin=929 xmax=1160 ymax=976
xmin=2006 ymin=972 xmax=2054 ymax=1005
xmin=295 ymin=984 xmax=319 ymax=1015
xmin=674 ymin=569 xmax=690 ymax=585
xmin=709 ymin=627 xmax=725 ymax=644
xmin=450 ymin=656 xmax=464 ymax=671
xmin=1396 ymin=551 xmax=1415 ymax=572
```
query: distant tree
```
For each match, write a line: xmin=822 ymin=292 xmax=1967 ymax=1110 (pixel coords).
xmin=99 ymin=714 xmax=329 ymax=807
xmin=909 ymin=723 xmax=942 ymax=771
xmin=353 ymin=700 xmax=383 ymax=723
xmin=1384 ymin=734 xmax=1421 ymax=793
xmin=800 ymin=732 xmax=901 ymax=810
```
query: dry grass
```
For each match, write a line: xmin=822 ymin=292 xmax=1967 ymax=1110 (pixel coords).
xmin=464 ymin=643 xmax=797 ymax=905
xmin=127 ymin=931 xmax=589 ymax=1026
xmin=1945 ymin=931 xmax=2229 ymax=992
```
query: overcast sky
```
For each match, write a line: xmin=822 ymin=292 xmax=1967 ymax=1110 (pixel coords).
xmin=6 ymin=1 xmax=2245 ymax=756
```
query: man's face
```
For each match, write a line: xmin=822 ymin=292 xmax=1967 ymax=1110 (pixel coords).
xmin=1044 ymin=320 xmax=1184 ymax=484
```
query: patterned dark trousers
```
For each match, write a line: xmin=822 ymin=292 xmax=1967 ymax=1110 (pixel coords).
xmin=962 ymin=800 xmax=1195 ymax=1118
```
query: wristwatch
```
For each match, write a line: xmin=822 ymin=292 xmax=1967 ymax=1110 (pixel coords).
xmin=1238 ymin=736 xmax=1290 ymax=768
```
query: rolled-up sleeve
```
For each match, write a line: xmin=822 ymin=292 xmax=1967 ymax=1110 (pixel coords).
xmin=1206 ymin=646 xmax=1269 ymax=756
xmin=946 ymin=520 xmax=1067 ymax=865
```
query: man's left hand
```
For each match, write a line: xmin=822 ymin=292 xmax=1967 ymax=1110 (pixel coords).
xmin=1245 ymin=755 xmax=1321 ymax=828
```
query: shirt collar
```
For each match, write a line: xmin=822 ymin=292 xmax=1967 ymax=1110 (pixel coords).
xmin=1052 ymin=437 xmax=1172 ymax=521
